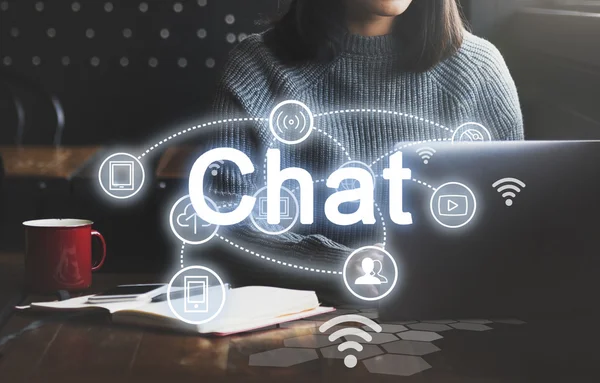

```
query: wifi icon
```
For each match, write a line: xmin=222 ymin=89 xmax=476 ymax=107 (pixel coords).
xmin=209 ymin=161 xmax=224 ymax=176
xmin=492 ymin=177 xmax=526 ymax=207
xmin=319 ymin=314 xmax=382 ymax=368
xmin=416 ymin=147 xmax=436 ymax=164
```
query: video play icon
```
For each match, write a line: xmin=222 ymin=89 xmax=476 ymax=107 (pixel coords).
xmin=439 ymin=195 xmax=468 ymax=216
xmin=430 ymin=182 xmax=477 ymax=229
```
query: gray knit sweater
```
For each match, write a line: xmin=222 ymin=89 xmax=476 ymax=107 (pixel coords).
xmin=207 ymin=30 xmax=523 ymax=274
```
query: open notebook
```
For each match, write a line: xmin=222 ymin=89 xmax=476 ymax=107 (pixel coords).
xmin=21 ymin=286 xmax=335 ymax=336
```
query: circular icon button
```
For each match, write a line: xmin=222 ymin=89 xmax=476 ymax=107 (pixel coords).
xmin=169 ymin=195 xmax=219 ymax=245
xmin=249 ymin=186 xmax=299 ymax=235
xmin=430 ymin=182 xmax=477 ymax=229
xmin=343 ymin=246 xmax=399 ymax=302
xmin=167 ymin=266 xmax=227 ymax=326
xmin=269 ymin=100 xmax=314 ymax=145
xmin=452 ymin=122 xmax=492 ymax=143
xmin=98 ymin=153 xmax=145 ymax=199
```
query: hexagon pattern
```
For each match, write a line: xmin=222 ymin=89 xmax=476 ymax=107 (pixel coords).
xmin=383 ymin=340 xmax=441 ymax=356
xmin=247 ymin=313 xmax=526 ymax=376
xmin=284 ymin=335 xmax=340 ymax=348
xmin=422 ymin=319 xmax=456 ymax=324
xmin=249 ymin=348 xmax=318 ymax=367
xmin=363 ymin=324 xmax=408 ymax=333
xmin=408 ymin=323 xmax=453 ymax=332
xmin=352 ymin=332 xmax=399 ymax=345
xmin=363 ymin=354 xmax=432 ymax=376
xmin=458 ymin=319 xmax=493 ymax=324
xmin=398 ymin=330 xmax=443 ymax=342
xmin=320 ymin=344 xmax=384 ymax=360
xmin=450 ymin=323 xmax=493 ymax=331
xmin=383 ymin=320 xmax=417 ymax=325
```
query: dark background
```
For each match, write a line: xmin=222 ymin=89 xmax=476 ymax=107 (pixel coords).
xmin=1 ymin=0 xmax=599 ymax=146
xmin=0 ymin=0 xmax=599 ymax=276
xmin=0 ymin=0 xmax=280 ymax=146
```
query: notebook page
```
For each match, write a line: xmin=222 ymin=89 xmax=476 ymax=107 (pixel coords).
xmin=197 ymin=286 xmax=320 ymax=332
xmin=29 ymin=295 xmax=150 ymax=314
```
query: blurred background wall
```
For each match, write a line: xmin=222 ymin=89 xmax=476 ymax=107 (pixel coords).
xmin=1 ymin=0 xmax=599 ymax=147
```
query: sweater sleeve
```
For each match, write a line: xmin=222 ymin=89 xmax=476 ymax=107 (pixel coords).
xmin=204 ymin=81 xmax=353 ymax=271
xmin=477 ymin=43 xmax=524 ymax=141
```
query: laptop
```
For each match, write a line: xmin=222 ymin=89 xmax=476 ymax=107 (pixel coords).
xmin=378 ymin=140 xmax=600 ymax=321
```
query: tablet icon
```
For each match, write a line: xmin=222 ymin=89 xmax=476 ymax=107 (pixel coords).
xmin=109 ymin=161 xmax=134 ymax=191
xmin=167 ymin=266 xmax=227 ymax=326
xmin=98 ymin=153 xmax=145 ymax=199
xmin=257 ymin=197 xmax=293 ymax=221
xmin=250 ymin=186 xmax=299 ymax=235
xmin=184 ymin=276 xmax=209 ymax=313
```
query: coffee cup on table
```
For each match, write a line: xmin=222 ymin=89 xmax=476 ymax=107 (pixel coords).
xmin=23 ymin=219 xmax=107 ymax=293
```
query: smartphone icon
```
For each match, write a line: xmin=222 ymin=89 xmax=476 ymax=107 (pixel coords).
xmin=184 ymin=276 xmax=208 ymax=313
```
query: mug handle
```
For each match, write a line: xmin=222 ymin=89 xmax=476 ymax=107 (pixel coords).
xmin=91 ymin=230 xmax=107 ymax=271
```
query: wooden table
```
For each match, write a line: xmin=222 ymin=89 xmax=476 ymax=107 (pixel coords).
xmin=0 ymin=146 xmax=103 ymax=180
xmin=0 ymin=252 xmax=599 ymax=382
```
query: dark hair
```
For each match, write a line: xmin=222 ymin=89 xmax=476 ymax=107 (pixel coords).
xmin=270 ymin=0 xmax=465 ymax=72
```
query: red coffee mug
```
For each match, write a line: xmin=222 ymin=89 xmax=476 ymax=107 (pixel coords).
xmin=23 ymin=219 xmax=107 ymax=293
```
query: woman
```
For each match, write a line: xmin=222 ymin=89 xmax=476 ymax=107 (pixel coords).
xmin=207 ymin=0 xmax=523 ymax=288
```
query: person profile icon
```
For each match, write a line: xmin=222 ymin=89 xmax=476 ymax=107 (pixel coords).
xmin=354 ymin=257 xmax=384 ymax=285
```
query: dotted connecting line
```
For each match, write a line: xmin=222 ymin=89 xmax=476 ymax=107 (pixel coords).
xmin=290 ymin=179 xmax=326 ymax=192
xmin=146 ymin=109 xmax=448 ymax=275
xmin=216 ymin=234 xmax=343 ymax=275
xmin=374 ymin=202 xmax=387 ymax=248
xmin=218 ymin=202 xmax=238 ymax=209
xmin=412 ymin=178 xmax=437 ymax=191
xmin=313 ymin=127 xmax=352 ymax=161
xmin=314 ymin=109 xmax=453 ymax=134
xmin=137 ymin=117 xmax=268 ymax=159
xmin=262 ymin=127 xmax=352 ymax=185
xmin=218 ymin=190 xmax=387 ymax=273
xmin=263 ymin=138 xmax=278 ymax=185
xmin=217 ymin=200 xmax=342 ymax=275
xmin=137 ymin=109 xmax=452 ymax=160
xmin=371 ymin=138 xmax=451 ymax=166
xmin=180 ymin=242 xmax=185 ymax=269
xmin=373 ymin=173 xmax=437 ymax=192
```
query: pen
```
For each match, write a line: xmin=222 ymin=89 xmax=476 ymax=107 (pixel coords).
xmin=151 ymin=283 xmax=230 ymax=302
